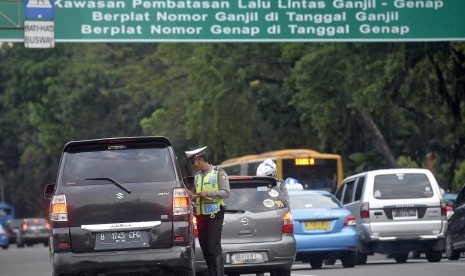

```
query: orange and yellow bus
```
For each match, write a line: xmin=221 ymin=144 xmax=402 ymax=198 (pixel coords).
xmin=220 ymin=149 xmax=343 ymax=193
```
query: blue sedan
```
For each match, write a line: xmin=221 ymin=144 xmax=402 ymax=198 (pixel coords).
xmin=0 ymin=224 xmax=9 ymax=250
xmin=289 ymin=190 xmax=358 ymax=269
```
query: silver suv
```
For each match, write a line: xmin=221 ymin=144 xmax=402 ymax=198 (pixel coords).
xmin=335 ymin=168 xmax=447 ymax=264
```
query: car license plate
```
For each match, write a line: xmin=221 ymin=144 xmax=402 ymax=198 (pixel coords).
xmin=305 ymin=220 xmax=330 ymax=231
xmin=95 ymin=230 xmax=149 ymax=250
xmin=392 ymin=208 xmax=418 ymax=220
xmin=231 ymin=252 xmax=264 ymax=264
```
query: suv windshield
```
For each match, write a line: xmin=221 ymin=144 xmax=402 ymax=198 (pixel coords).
xmin=373 ymin=173 xmax=434 ymax=199
xmin=62 ymin=147 xmax=175 ymax=184
xmin=225 ymin=185 xmax=287 ymax=212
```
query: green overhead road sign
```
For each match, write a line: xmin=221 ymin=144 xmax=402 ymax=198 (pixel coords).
xmin=1 ymin=0 xmax=465 ymax=42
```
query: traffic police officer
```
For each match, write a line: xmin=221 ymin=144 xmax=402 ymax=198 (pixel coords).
xmin=185 ymin=146 xmax=230 ymax=276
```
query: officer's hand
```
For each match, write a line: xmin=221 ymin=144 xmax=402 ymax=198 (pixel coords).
xmin=198 ymin=190 xmax=208 ymax=198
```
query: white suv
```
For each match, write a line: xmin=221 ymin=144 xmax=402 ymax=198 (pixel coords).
xmin=335 ymin=168 xmax=447 ymax=264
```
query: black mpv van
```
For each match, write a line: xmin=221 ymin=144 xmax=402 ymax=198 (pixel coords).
xmin=44 ymin=137 xmax=195 ymax=276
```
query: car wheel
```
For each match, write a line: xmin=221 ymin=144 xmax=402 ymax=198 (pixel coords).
xmin=1 ymin=245 xmax=8 ymax=250
xmin=309 ymin=258 xmax=323 ymax=269
xmin=426 ymin=249 xmax=442 ymax=262
xmin=270 ymin=268 xmax=291 ymax=276
xmin=341 ymin=251 xmax=356 ymax=268
xmin=356 ymin=251 xmax=368 ymax=265
xmin=17 ymin=241 xmax=24 ymax=248
xmin=394 ymin=253 xmax=408 ymax=263
xmin=446 ymin=234 xmax=461 ymax=260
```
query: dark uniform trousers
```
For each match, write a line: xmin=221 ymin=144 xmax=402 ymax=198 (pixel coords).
xmin=195 ymin=206 xmax=225 ymax=276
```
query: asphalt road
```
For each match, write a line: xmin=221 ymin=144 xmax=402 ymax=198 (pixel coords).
xmin=1 ymin=245 xmax=464 ymax=276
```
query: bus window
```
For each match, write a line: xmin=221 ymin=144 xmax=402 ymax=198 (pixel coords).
xmin=223 ymin=164 xmax=241 ymax=175
xmin=247 ymin=161 xmax=262 ymax=176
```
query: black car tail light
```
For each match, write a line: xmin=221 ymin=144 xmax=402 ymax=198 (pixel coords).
xmin=173 ymin=188 xmax=191 ymax=216
xmin=50 ymin=194 xmax=68 ymax=222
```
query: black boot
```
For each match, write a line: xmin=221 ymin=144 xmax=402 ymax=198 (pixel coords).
xmin=212 ymin=254 xmax=224 ymax=276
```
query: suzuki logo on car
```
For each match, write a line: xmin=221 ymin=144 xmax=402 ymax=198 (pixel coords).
xmin=240 ymin=218 xmax=249 ymax=226
xmin=116 ymin=192 xmax=124 ymax=199
xmin=110 ymin=223 xmax=132 ymax=229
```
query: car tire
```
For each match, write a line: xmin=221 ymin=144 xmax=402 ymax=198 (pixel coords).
xmin=270 ymin=268 xmax=291 ymax=276
xmin=445 ymin=234 xmax=461 ymax=260
xmin=425 ymin=249 xmax=442 ymax=262
xmin=16 ymin=241 xmax=24 ymax=248
xmin=341 ymin=251 xmax=356 ymax=268
xmin=1 ymin=245 xmax=8 ymax=250
xmin=309 ymin=258 xmax=323 ymax=269
xmin=356 ymin=251 xmax=368 ymax=265
xmin=394 ymin=253 xmax=408 ymax=263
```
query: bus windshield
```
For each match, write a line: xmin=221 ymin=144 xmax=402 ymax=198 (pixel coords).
xmin=282 ymin=159 xmax=338 ymax=192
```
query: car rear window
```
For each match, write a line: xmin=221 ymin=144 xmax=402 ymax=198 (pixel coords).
xmin=289 ymin=193 xmax=342 ymax=209
xmin=62 ymin=146 xmax=175 ymax=184
xmin=373 ymin=173 xmax=434 ymax=199
xmin=224 ymin=183 xmax=288 ymax=212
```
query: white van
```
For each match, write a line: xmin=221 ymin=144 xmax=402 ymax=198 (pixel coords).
xmin=335 ymin=168 xmax=447 ymax=264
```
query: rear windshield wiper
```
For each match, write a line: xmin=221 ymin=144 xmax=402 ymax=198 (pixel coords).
xmin=224 ymin=209 xmax=246 ymax=214
xmin=85 ymin=177 xmax=131 ymax=194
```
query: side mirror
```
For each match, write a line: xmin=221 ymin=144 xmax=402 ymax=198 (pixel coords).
xmin=183 ymin=176 xmax=195 ymax=193
xmin=44 ymin=183 xmax=56 ymax=200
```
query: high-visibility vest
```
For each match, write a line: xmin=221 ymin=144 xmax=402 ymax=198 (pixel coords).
xmin=194 ymin=166 xmax=224 ymax=215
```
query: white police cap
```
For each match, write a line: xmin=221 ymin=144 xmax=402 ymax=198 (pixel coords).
xmin=185 ymin=146 xmax=207 ymax=159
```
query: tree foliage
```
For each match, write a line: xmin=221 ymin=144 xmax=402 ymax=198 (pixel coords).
xmin=0 ymin=42 xmax=464 ymax=216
